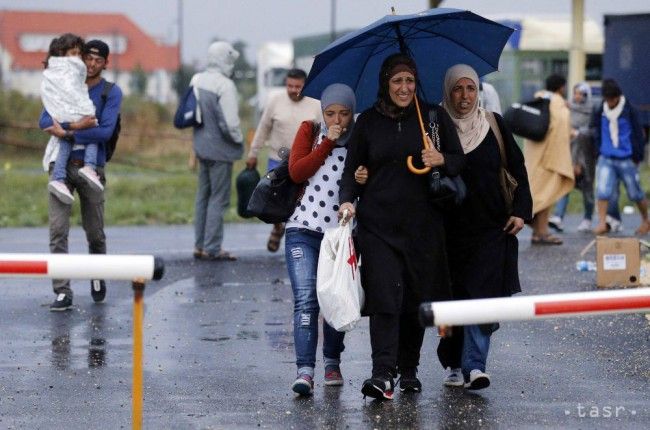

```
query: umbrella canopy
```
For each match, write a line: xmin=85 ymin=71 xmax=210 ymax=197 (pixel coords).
xmin=302 ymin=8 xmax=514 ymax=112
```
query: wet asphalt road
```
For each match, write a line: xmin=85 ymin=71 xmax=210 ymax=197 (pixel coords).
xmin=0 ymin=218 xmax=649 ymax=429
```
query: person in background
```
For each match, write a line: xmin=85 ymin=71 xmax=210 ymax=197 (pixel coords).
xmin=246 ymin=68 xmax=322 ymax=253
xmin=284 ymin=83 xmax=356 ymax=396
xmin=548 ymin=82 xmax=596 ymax=233
xmin=339 ymin=54 xmax=464 ymax=400
xmin=39 ymin=39 xmax=122 ymax=311
xmin=524 ymin=74 xmax=574 ymax=245
xmin=435 ymin=64 xmax=532 ymax=390
xmin=191 ymin=41 xmax=243 ymax=261
xmin=592 ymin=78 xmax=650 ymax=235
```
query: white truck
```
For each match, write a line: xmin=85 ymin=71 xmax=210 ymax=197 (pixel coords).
xmin=254 ymin=41 xmax=293 ymax=120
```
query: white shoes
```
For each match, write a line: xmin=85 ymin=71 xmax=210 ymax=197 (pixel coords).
xmin=605 ymin=215 xmax=623 ymax=233
xmin=464 ymin=369 xmax=491 ymax=390
xmin=78 ymin=166 xmax=104 ymax=192
xmin=443 ymin=367 xmax=464 ymax=387
xmin=577 ymin=219 xmax=592 ymax=232
xmin=48 ymin=180 xmax=74 ymax=205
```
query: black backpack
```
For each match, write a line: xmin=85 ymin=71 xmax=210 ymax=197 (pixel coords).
xmin=100 ymin=81 xmax=121 ymax=162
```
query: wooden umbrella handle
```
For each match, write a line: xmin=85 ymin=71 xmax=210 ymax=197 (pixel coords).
xmin=406 ymin=95 xmax=431 ymax=174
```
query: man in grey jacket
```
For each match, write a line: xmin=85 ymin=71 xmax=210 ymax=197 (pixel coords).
xmin=191 ymin=41 xmax=243 ymax=260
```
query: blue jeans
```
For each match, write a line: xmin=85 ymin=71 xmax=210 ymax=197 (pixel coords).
xmin=596 ymin=156 xmax=644 ymax=202
xmin=461 ymin=325 xmax=491 ymax=379
xmin=285 ymin=228 xmax=345 ymax=375
xmin=52 ymin=140 xmax=98 ymax=181
xmin=267 ymin=157 xmax=281 ymax=172
xmin=607 ymin=186 xmax=621 ymax=220
xmin=554 ymin=190 xmax=594 ymax=221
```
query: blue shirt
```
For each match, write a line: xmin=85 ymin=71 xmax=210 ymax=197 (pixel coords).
xmin=592 ymin=100 xmax=645 ymax=163
xmin=39 ymin=78 xmax=122 ymax=166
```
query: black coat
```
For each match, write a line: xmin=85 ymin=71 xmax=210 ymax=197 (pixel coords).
xmin=339 ymin=102 xmax=464 ymax=314
xmin=445 ymin=113 xmax=533 ymax=300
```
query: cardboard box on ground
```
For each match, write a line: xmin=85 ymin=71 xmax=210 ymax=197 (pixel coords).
xmin=580 ymin=237 xmax=650 ymax=287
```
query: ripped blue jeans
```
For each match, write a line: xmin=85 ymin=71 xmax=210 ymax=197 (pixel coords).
xmin=285 ymin=228 xmax=345 ymax=375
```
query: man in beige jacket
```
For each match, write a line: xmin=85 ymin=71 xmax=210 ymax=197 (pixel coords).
xmin=246 ymin=68 xmax=322 ymax=252
xmin=524 ymin=74 xmax=574 ymax=245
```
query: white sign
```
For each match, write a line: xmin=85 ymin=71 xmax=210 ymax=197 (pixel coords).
xmin=603 ymin=254 xmax=626 ymax=271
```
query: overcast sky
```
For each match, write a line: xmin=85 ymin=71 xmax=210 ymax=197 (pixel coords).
xmin=0 ymin=0 xmax=647 ymax=65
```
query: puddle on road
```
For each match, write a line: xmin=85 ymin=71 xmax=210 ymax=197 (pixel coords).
xmin=200 ymin=336 xmax=231 ymax=342
xmin=236 ymin=330 xmax=260 ymax=340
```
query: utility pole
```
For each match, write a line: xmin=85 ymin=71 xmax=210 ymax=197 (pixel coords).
xmin=330 ymin=0 xmax=337 ymax=42
xmin=177 ymin=0 xmax=183 ymax=67
xmin=112 ymin=30 xmax=120 ymax=83
xmin=0 ymin=13 xmax=4 ymax=90
xmin=568 ymin=0 xmax=585 ymax=94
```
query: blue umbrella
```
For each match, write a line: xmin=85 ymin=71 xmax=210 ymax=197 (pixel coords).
xmin=302 ymin=8 xmax=514 ymax=112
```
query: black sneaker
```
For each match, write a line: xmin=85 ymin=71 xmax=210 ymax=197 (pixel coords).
xmin=91 ymin=280 xmax=106 ymax=303
xmin=50 ymin=293 xmax=72 ymax=311
xmin=361 ymin=375 xmax=394 ymax=400
xmin=398 ymin=367 xmax=422 ymax=393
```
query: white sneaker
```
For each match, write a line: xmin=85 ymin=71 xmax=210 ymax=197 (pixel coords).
xmin=78 ymin=166 xmax=104 ymax=192
xmin=605 ymin=215 xmax=623 ymax=233
xmin=443 ymin=367 xmax=464 ymax=387
xmin=548 ymin=215 xmax=564 ymax=232
xmin=577 ymin=219 xmax=592 ymax=233
xmin=48 ymin=180 xmax=74 ymax=205
xmin=464 ymin=369 xmax=491 ymax=390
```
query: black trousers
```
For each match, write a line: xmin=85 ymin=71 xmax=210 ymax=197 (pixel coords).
xmin=436 ymin=326 xmax=464 ymax=369
xmin=369 ymin=312 xmax=425 ymax=377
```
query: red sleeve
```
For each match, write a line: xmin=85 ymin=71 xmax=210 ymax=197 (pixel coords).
xmin=288 ymin=121 xmax=336 ymax=183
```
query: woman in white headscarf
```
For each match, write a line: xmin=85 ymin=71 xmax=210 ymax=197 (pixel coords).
xmin=435 ymin=64 xmax=532 ymax=390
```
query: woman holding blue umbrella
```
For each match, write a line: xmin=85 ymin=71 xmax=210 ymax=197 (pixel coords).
xmin=338 ymin=53 xmax=464 ymax=400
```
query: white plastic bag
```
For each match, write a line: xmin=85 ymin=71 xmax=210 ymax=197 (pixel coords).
xmin=316 ymin=220 xmax=364 ymax=332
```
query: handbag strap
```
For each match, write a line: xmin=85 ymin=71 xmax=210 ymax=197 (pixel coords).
xmin=485 ymin=110 xmax=508 ymax=169
xmin=427 ymin=108 xmax=441 ymax=151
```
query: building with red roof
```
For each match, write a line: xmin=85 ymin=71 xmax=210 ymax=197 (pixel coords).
xmin=0 ymin=10 xmax=179 ymax=102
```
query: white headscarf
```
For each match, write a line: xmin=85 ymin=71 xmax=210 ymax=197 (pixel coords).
xmin=441 ymin=64 xmax=490 ymax=154
xmin=603 ymin=95 xmax=626 ymax=148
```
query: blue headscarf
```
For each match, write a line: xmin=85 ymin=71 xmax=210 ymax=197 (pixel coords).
xmin=320 ymin=83 xmax=356 ymax=147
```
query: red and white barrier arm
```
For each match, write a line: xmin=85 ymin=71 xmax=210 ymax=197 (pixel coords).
xmin=0 ymin=253 xmax=164 ymax=281
xmin=419 ymin=288 xmax=650 ymax=327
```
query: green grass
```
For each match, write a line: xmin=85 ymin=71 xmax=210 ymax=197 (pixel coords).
xmin=0 ymin=150 xmax=268 ymax=227
xmin=3 ymin=147 xmax=650 ymax=227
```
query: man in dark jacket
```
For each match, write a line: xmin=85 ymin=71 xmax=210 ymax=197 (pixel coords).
xmin=592 ymin=79 xmax=649 ymax=235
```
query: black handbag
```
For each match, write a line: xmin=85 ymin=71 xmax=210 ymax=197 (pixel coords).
xmin=427 ymin=109 xmax=466 ymax=206
xmin=236 ymin=167 xmax=261 ymax=218
xmin=246 ymin=122 xmax=320 ymax=224
xmin=246 ymin=160 xmax=303 ymax=224
xmin=503 ymin=97 xmax=550 ymax=141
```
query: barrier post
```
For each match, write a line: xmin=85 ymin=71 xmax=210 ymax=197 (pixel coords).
xmin=0 ymin=253 xmax=165 ymax=428
xmin=132 ymin=279 xmax=145 ymax=430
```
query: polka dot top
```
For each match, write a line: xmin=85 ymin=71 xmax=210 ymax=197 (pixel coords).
xmin=286 ymin=135 xmax=347 ymax=233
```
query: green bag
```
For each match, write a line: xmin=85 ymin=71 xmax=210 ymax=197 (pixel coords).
xmin=236 ymin=167 xmax=261 ymax=218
